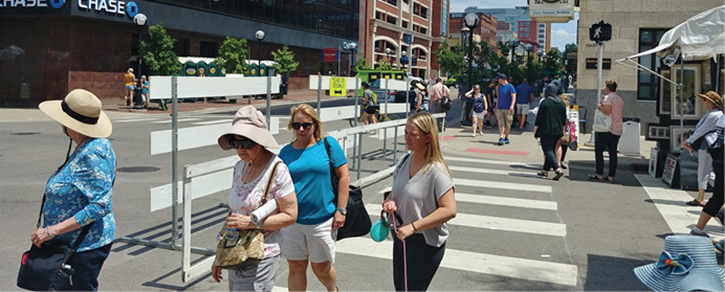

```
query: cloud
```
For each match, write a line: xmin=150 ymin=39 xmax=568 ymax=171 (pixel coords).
xmin=554 ymin=28 xmax=573 ymax=38
xmin=449 ymin=0 xmax=529 ymax=12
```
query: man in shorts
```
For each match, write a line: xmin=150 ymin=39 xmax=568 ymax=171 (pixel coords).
xmin=496 ymin=73 xmax=516 ymax=145
xmin=515 ymin=78 xmax=533 ymax=131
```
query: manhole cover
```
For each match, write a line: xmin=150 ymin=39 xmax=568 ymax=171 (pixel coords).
xmin=11 ymin=132 xmax=41 ymax=135
xmin=117 ymin=166 xmax=160 ymax=173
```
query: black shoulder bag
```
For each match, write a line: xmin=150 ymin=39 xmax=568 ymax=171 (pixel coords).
xmin=323 ymin=137 xmax=372 ymax=240
xmin=17 ymin=193 xmax=92 ymax=291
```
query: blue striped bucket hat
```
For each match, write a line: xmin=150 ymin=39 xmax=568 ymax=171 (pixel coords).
xmin=634 ymin=235 xmax=725 ymax=292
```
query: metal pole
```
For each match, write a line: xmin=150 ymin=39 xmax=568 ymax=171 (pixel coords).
xmin=352 ymin=78 xmax=359 ymax=173
xmin=133 ymin=27 xmax=144 ymax=109
xmin=468 ymin=31 xmax=473 ymax=91
xmin=317 ymin=74 xmax=322 ymax=116
xmin=266 ymin=74 xmax=272 ymax=130
xmin=338 ymin=46 xmax=341 ymax=76
xmin=589 ymin=42 xmax=605 ymax=145
xmin=354 ymin=78 xmax=359 ymax=126
xmin=679 ymin=57 xmax=684 ymax=147
xmin=383 ymin=78 xmax=389 ymax=157
xmin=394 ymin=126 xmax=398 ymax=162
xmin=357 ymin=132 xmax=362 ymax=180
xmin=171 ymin=76 xmax=179 ymax=246
xmin=258 ymin=40 xmax=262 ymax=75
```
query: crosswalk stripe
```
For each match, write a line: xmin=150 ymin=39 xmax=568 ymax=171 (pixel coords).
xmin=635 ymin=174 xmax=724 ymax=237
xmin=192 ymin=119 xmax=230 ymax=125
xmin=335 ymin=237 xmax=578 ymax=286
xmin=444 ymin=156 xmax=537 ymax=167
xmin=454 ymin=178 xmax=552 ymax=193
xmin=456 ymin=193 xmax=558 ymax=210
xmin=151 ymin=118 xmax=202 ymax=124
xmin=366 ymin=204 xmax=566 ymax=237
xmin=449 ymin=165 xmax=536 ymax=177
xmin=115 ymin=117 xmax=161 ymax=123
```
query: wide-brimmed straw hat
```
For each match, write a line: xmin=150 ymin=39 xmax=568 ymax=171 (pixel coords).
xmin=415 ymin=82 xmax=426 ymax=91
xmin=697 ymin=91 xmax=723 ymax=109
xmin=39 ymin=89 xmax=112 ymax=138
xmin=634 ymin=235 xmax=725 ymax=292
xmin=218 ymin=106 xmax=279 ymax=150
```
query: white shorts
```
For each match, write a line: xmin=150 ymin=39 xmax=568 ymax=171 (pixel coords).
xmin=281 ymin=217 xmax=337 ymax=264
xmin=472 ymin=111 xmax=485 ymax=120
xmin=228 ymin=255 xmax=280 ymax=292
xmin=517 ymin=104 xmax=530 ymax=115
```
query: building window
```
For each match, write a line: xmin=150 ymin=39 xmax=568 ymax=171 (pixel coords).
xmin=420 ymin=27 xmax=427 ymax=34
xmin=200 ymin=41 xmax=218 ymax=58
xmin=637 ymin=28 xmax=669 ymax=100
xmin=387 ymin=15 xmax=397 ymax=25
xmin=402 ymin=20 xmax=409 ymax=29
xmin=376 ymin=11 xmax=385 ymax=21
xmin=420 ymin=6 xmax=428 ymax=19
xmin=174 ymin=38 xmax=190 ymax=56
xmin=525 ymin=27 xmax=529 ymax=31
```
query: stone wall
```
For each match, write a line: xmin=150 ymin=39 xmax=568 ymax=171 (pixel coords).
xmin=576 ymin=0 xmax=723 ymax=132
xmin=68 ymin=71 xmax=126 ymax=105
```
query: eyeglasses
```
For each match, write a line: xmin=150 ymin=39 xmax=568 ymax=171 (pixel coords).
xmin=292 ymin=122 xmax=313 ymax=130
xmin=229 ymin=138 xmax=258 ymax=150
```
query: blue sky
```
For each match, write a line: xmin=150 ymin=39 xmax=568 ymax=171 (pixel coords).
xmin=449 ymin=0 xmax=579 ymax=50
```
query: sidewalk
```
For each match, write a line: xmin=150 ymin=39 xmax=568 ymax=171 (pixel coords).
xmin=0 ymin=89 xmax=349 ymax=122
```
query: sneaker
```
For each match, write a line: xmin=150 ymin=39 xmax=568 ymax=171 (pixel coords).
xmin=553 ymin=170 xmax=565 ymax=181
xmin=478 ymin=132 xmax=484 ymax=136
xmin=690 ymin=227 xmax=710 ymax=237
xmin=504 ymin=137 xmax=510 ymax=144
xmin=716 ymin=209 xmax=724 ymax=226
xmin=498 ymin=138 xmax=505 ymax=145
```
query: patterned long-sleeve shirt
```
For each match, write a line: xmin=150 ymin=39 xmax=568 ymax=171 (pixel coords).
xmin=43 ymin=138 xmax=116 ymax=252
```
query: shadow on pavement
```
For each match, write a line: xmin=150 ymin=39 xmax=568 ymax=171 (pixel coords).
xmin=583 ymin=253 xmax=651 ymax=291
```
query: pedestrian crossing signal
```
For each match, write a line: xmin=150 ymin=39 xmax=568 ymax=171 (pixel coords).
xmin=589 ymin=21 xmax=612 ymax=43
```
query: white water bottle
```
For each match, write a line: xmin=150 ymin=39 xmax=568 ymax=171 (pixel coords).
xmin=225 ymin=211 xmax=240 ymax=245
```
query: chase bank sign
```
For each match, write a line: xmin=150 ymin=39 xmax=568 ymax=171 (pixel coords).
xmin=0 ymin=0 xmax=139 ymax=18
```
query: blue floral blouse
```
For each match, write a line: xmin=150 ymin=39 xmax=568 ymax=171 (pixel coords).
xmin=43 ymin=138 xmax=116 ymax=252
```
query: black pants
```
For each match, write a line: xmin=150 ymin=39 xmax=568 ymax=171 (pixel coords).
xmin=393 ymin=234 xmax=445 ymax=291
xmin=64 ymin=243 xmax=112 ymax=291
xmin=561 ymin=143 xmax=568 ymax=162
xmin=463 ymin=101 xmax=473 ymax=124
xmin=703 ymin=160 xmax=724 ymax=217
xmin=541 ymin=135 xmax=562 ymax=171
xmin=595 ymin=132 xmax=621 ymax=178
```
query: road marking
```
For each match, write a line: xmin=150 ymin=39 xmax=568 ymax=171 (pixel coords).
xmin=192 ymin=119 xmax=230 ymax=125
xmin=449 ymin=165 xmax=535 ymax=177
xmin=151 ymin=118 xmax=202 ymax=124
xmin=465 ymin=148 xmax=530 ymax=156
xmin=444 ymin=156 xmax=538 ymax=167
xmin=114 ymin=117 xmax=162 ymax=123
xmin=366 ymin=204 xmax=565 ymax=237
xmin=635 ymin=174 xmax=724 ymax=237
xmin=335 ymin=237 xmax=578 ymax=286
xmin=456 ymin=193 xmax=558 ymax=210
xmin=454 ymin=178 xmax=552 ymax=193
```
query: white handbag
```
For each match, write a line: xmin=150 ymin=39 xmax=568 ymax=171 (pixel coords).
xmin=592 ymin=109 xmax=612 ymax=132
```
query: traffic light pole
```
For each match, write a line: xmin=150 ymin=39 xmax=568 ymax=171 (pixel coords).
xmin=588 ymin=42 xmax=605 ymax=146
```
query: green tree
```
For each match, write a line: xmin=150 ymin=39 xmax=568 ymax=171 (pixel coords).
xmin=377 ymin=59 xmax=393 ymax=71
xmin=564 ymin=43 xmax=578 ymax=76
xmin=216 ymin=37 xmax=249 ymax=74
xmin=271 ymin=45 xmax=299 ymax=75
xmin=434 ymin=39 xmax=466 ymax=81
xmin=542 ymin=49 xmax=564 ymax=79
xmin=141 ymin=23 xmax=181 ymax=75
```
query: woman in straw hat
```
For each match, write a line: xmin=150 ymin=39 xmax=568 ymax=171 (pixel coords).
xmin=685 ymin=91 xmax=724 ymax=238
xmin=278 ymin=104 xmax=349 ymax=292
xmin=414 ymin=81 xmax=430 ymax=113
xmin=32 ymin=89 xmax=116 ymax=291
xmin=210 ymin=106 xmax=298 ymax=291
xmin=382 ymin=112 xmax=457 ymax=291
xmin=683 ymin=91 xmax=723 ymax=210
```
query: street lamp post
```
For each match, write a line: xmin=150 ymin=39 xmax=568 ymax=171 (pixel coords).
xmin=385 ymin=47 xmax=393 ymax=69
xmin=348 ymin=42 xmax=357 ymax=76
xmin=133 ymin=13 xmax=147 ymax=110
xmin=525 ymin=44 xmax=534 ymax=80
xmin=255 ymin=30 xmax=265 ymax=75
xmin=464 ymin=13 xmax=480 ymax=92
xmin=401 ymin=50 xmax=406 ymax=71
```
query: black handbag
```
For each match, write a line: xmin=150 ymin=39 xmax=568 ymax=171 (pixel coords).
xmin=17 ymin=193 xmax=92 ymax=291
xmin=323 ymin=137 xmax=372 ymax=240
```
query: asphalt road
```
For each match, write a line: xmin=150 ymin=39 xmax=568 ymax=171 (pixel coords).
xmin=0 ymin=100 xmax=719 ymax=291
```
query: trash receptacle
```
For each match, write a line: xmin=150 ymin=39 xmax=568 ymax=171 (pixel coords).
xmin=619 ymin=118 xmax=640 ymax=155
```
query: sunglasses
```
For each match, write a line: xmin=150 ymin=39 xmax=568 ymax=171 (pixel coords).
xmin=229 ymin=138 xmax=258 ymax=149
xmin=292 ymin=122 xmax=313 ymax=130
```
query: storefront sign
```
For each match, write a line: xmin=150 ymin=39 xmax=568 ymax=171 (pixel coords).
xmin=78 ymin=0 xmax=136 ymax=16
xmin=0 ymin=0 xmax=60 ymax=8
xmin=529 ymin=0 xmax=574 ymax=23
xmin=322 ymin=48 xmax=338 ymax=62
xmin=585 ymin=58 xmax=611 ymax=70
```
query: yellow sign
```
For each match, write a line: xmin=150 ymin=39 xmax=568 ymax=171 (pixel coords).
xmin=330 ymin=77 xmax=346 ymax=97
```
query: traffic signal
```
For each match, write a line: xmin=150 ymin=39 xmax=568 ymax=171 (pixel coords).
xmin=589 ymin=21 xmax=612 ymax=43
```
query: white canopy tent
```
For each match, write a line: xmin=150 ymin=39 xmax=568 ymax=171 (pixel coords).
xmin=615 ymin=5 xmax=725 ymax=152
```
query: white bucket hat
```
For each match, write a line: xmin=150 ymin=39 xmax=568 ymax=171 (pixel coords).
xmin=218 ymin=106 xmax=279 ymax=150
xmin=39 ymin=89 xmax=112 ymax=138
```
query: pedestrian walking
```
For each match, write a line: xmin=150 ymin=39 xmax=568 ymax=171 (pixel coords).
xmin=460 ymin=85 xmax=474 ymax=126
xmin=382 ymin=111 xmax=456 ymax=291
xmin=496 ymin=74 xmax=517 ymax=145
xmin=140 ymin=75 xmax=150 ymax=109
xmin=34 ymin=89 xmax=116 ymax=291
xmin=211 ymin=106 xmax=298 ymax=292
xmin=414 ymin=82 xmax=430 ymax=113
xmin=429 ymin=77 xmax=451 ymax=131
xmin=534 ymin=82 xmax=567 ymax=180
xmin=683 ymin=91 xmax=723 ymax=207
xmin=465 ymin=84 xmax=487 ymax=137
xmin=588 ymin=80 xmax=624 ymax=183
xmin=515 ymin=79 xmax=533 ymax=131
xmin=124 ymin=68 xmax=135 ymax=106
xmin=557 ymin=94 xmax=572 ymax=170
xmin=361 ymin=81 xmax=379 ymax=133
xmin=279 ymin=104 xmax=349 ymax=292
xmin=485 ymin=80 xmax=497 ymax=128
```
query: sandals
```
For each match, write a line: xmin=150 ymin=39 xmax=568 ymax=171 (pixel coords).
xmin=553 ymin=170 xmax=565 ymax=181
xmin=537 ymin=171 xmax=548 ymax=177
xmin=588 ymin=174 xmax=614 ymax=183
xmin=685 ymin=200 xmax=706 ymax=207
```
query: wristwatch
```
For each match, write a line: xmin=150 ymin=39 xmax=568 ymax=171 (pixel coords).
xmin=335 ymin=207 xmax=347 ymax=215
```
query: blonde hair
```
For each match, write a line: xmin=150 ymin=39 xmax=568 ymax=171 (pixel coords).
xmin=407 ymin=112 xmax=451 ymax=177
xmin=287 ymin=104 xmax=324 ymax=141
xmin=560 ymin=94 xmax=570 ymax=107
